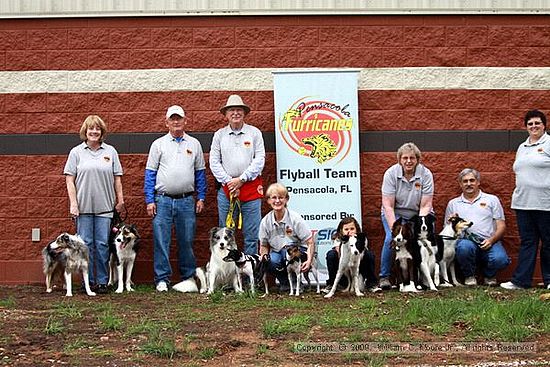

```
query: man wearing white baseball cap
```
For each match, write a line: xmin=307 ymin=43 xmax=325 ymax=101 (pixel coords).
xmin=144 ymin=105 xmax=207 ymax=292
xmin=210 ymin=95 xmax=265 ymax=255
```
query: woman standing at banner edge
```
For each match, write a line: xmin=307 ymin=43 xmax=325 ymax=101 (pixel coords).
xmin=378 ymin=142 xmax=435 ymax=290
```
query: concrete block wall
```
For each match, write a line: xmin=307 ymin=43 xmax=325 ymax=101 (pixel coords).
xmin=1 ymin=14 xmax=549 ymax=284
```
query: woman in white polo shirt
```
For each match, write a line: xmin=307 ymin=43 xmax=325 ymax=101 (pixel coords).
xmin=378 ymin=142 xmax=435 ymax=290
xmin=64 ymin=115 xmax=124 ymax=294
xmin=502 ymin=109 xmax=550 ymax=290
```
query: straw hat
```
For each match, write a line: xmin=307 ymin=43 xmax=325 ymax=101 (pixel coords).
xmin=220 ymin=94 xmax=250 ymax=115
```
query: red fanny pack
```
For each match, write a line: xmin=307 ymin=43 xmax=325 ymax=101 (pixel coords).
xmin=222 ymin=176 xmax=264 ymax=202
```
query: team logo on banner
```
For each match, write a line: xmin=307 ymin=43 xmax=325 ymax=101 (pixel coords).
xmin=278 ymin=97 xmax=353 ymax=164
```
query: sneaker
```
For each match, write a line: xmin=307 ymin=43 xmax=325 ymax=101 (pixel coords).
xmin=379 ymin=277 xmax=392 ymax=290
xmin=500 ymin=281 xmax=523 ymax=290
xmin=483 ymin=277 xmax=497 ymax=286
xmin=96 ymin=284 xmax=109 ymax=294
xmin=321 ymin=285 xmax=332 ymax=294
xmin=156 ymin=281 xmax=168 ymax=292
xmin=368 ymin=286 xmax=382 ymax=293
xmin=464 ymin=276 xmax=477 ymax=286
xmin=547 ymin=284 xmax=550 ymax=290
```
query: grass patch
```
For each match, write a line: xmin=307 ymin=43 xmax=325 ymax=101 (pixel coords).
xmin=44 ymin=315 xmax=64 ymax=335
xmin=53 ymin=301 xmax=84 ymax=319
xmin=0 ymin=296 xmax=16 ymax=308
xmin=98 ymin=304 xmax=123 ymax=332
xmin=64 ymin=337 xmax=92 ymax=352
xmin=196 ymin=346 xmax=218 ymax=359
xmin=263 ymin=314 xmax=313 ymax=337
xmin=141 ymin=335 xmax=177 ymax=359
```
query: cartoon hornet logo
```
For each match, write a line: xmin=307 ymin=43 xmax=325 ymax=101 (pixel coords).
xmin=301 ymin=134 xmax=337 ymax=164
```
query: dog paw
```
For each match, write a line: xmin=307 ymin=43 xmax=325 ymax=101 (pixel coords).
xmin=323 ymin=293 xmax=333 ymax=299
xmin=439 ymin=282 xmax=453 ymax=288
xmin=87 ymin=291 xmax=96 ymax=296
xmin=115 ymin=288 xmax=123 ymax=294
xmin=65 ymin=293 xmax=73 ymax=297
xmin=46 ymin=288 xmax=52 ymax=293
xmin=356 ymin=292 xmax=364 ymax=297
xmin=127 ymin=287 xmax=135 ymax=292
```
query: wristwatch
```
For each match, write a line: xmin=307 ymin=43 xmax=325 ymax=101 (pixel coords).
xmin=240 ymin=177 xmax=246 ymax=183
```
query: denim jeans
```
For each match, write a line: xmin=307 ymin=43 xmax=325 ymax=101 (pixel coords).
xmin=217 ymin=188 xmax=261 ymax=255
xmin=152 ymin=195 xmax=197 ymax=285
xmin=379 ymin=212 xmax=402 ymax=279
xmin=512 ymin=210 xmax=550 ymax=288
xmin=455 ymin=239 xmax=510 ymax=278
xmin=77 ymin=215 xmax=112 ymax=286
xmin=268 ymin=248 xmax=289 ymax=286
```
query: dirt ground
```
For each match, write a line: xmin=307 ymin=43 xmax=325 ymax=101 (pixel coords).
xmin=0 ymin=285 xmax=548 ymax=367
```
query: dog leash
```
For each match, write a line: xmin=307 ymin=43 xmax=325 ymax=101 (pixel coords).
xmin=225 ymin=194 xmax=242 ymax=230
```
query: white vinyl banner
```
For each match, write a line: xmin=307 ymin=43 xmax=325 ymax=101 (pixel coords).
xmin=273 ymin=70 xmax=362 ymax=280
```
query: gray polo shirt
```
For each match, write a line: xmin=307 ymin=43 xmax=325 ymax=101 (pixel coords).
xmin=209 ymin=123 xmax=265 ymax=184
xmin=445 ymin=191 xmax=505 ymax=239
xmin=381 ymin=163 xmax=434 ymax=219
xmin=511 ymin=133 xmax=550 ymax=211
xmin=64 ymin=142 xmax=123 ymax=217
xmin=259 ymin=208 xmax=312 ymax=252
xmin=145 ymin=133 xmax=206 ymax=195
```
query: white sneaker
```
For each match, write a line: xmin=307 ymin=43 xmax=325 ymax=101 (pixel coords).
xmin=547 ymin=284 xmax=550 ymax=290
xmin=500 ymin=281 xmax=523 ymax=290
xmin=464 ymin=276 xmax=477 ymax=286
xmin=156 ymin=281 xmax=168 ymax=292
xmin=368 ymin=286 xmax=382 ymax=293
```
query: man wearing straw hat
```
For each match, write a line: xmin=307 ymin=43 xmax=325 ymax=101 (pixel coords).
xmin=210 ymin=95 xmax=266 ymax=255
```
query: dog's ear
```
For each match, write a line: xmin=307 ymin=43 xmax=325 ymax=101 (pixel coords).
xmin=340 ymin=235 xmax=350 ymax=242
xmin=209 ymin=227 xmax=219 ymax=237
xmin=226 ymin=228 xmax=234 ymax=237
xmin=356 ymin=233 xmax=366 ymax=252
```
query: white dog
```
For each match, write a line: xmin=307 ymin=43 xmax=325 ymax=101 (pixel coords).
xmin=285 ymin=245 xmax=321 ymax=296
xmin=324 ymin=234 xmax=366 ymax=298
xmin=42 ymin=233 xmax=96 ymax=297
xmin=205 ymin=227 xmax=242 ymax=295
xmin=223 ymin=249 xmax=268 ymax=295
xmin=438 ymin=215 xmax=472 ymax=287
xmin=172 ymin=267 xmax=207 ymax=293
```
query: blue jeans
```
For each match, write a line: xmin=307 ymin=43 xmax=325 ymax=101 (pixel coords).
xmin=152 ymin=195 xmax=197 ymax=285
xmin=512 ymin=210 xmax=550 ymax=288
xmin=455 ymin=239 xmax=510 ymax=278
xmin=77 ymin=215 xmax=111 ymax=285
xmin=268 ymin=248 xmax=289 ymax=286
xmin=379 ymin=212 xmax=402 ymax=279
xmin=217 ymin=188 xmax=261 ymax=255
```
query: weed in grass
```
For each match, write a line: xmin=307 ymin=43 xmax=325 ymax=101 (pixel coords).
xmin=208 ymin=289 xmax=224 ymax=304
xmin=64 ymin=338 xmax=91 ymax=352
xmin=263 ymin=314 xmax=312 ymax=337
xmin=53 ymin=302 xmax=83 ymax=319
xmin=320 ymin=310 xmax=367 ymax=329
xmin=343 ymin=332 xmax=364 ymax=343
xmin=0 ymin=296 xmax=15 ymax=308
xmin=90 ymin=348 xmax=114 ymax=357
xmin=98 ymin=306 xmax=123 ymax=332
xmin=257 ymin=344 xmax=269 ymax=355
xmin=197 ymin=346 xmax=218 ymax=359
xmin=44 ymin=315 xmax=64 ymax=335
xmin=141 ymin=335 xmax=177 ymax=359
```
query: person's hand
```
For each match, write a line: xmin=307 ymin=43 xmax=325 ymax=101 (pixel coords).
xmin=479 ymin=239 xmax=493 ymax=251
xmin=115 ymin=201 xmax=125 ymax=213
xmin=146 ymin=203 xmax=156 ymax=217
xmin=227 ymin=177 xmax=244 ymax=194
xmin=301 ymin=259 xmax=312 ymax=273
xmin=69 ymin=203 xmax=79 ymax=217
xmin=196 ymin=200 xmax=204 ymax=214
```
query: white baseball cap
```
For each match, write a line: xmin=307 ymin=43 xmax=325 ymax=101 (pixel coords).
xmin=166 ymin=105 xmax=185 ymax=119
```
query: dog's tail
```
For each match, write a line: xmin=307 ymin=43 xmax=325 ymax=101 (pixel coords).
xmin=195 ymin=267 xmax=207 ymax=294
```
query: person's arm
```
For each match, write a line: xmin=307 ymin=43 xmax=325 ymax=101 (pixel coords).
xmin=301 ymin=236 xmax=315 ymax=272
xmin=114 ymin=176 xmax=124 ymax=213
xmin=480 ymin=219 xmax=506 ymax=250
xmin=241 ymin=128 xmax=265 ymax=181
xmin=381 ymin=194 xmax=396 ymax=229
xmin=259 ymin=241 xmax=270 ymax=259
xmin=144 ymin=169 xmax=157 ymax=217
xmin=66 ymin=175 xmax=79 ymax=217
xmin=194 ymin=169 xmax=207 ymax=213
xmin=209 ymin=131 xmax=232 ymax=184
xmin=419 ymin=194 xmax=433 ymax=216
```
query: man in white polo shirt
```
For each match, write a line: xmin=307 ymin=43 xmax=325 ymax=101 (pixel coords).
xmin=445 ymin=168 xmax=510 ymax=286
xmin=144 ymin=105 xmax=207 ymax=292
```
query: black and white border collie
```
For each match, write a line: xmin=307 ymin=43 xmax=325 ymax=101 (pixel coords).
xmin=390 ymin=219 xmax=418 ymax=293
xmin=108 ymin=224 xmax=140 ymax=293
xmin=42 ymin=233 xmax=96 ymax=297
xmin=412 ymin=215 xmax=439 ymax=291
xmin=205 ymin=227 xmax=242 ymax=294
xmin=324 ymin=233 xmax=366 ymax=298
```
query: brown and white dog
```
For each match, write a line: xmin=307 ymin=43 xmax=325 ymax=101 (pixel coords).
xmin=42 ymin=233 xmax=96 ymax=297
xmin=412 ymin=215 xmax=439 ymax=291
xmin=285 ymin=245 xmax=320 ymax=296
xmin=108 ymin=224 xmax=140 ymax=293
xmin=390 ymin=219 xmax=419 ymax=293
xmin=324 ymin=233 xmax=366 ymax=298
xmin=438 ymin=215 xmax=473 ymax=287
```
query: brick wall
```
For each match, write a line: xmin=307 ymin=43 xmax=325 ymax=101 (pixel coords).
xmin=1 ymin=14 xmax=549 ymax=284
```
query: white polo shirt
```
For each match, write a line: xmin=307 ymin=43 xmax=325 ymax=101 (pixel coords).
xmin=445 ymin=191 xmax=505 ymax=239
xmin=259 ymin=208 xmax=312 ymax=252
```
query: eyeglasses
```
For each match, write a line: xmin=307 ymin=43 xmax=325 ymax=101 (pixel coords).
xmin=269 ymin=196 xmax=286 ymax=201
xmin=526 ymin=121 xmax=543 ymax=127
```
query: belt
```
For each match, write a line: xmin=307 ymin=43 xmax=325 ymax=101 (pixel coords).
xmin=158 ymin=192 xmax=194 ymax=199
